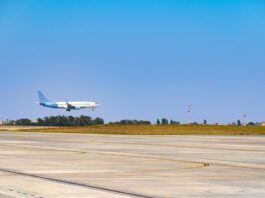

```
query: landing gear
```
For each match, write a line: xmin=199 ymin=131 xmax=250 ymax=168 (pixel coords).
xmin=66 ymin=102 xmax=73 ymax=111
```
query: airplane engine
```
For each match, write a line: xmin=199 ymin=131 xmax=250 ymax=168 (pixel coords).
xmin=74 ymin=106 xmax=81 ymax=110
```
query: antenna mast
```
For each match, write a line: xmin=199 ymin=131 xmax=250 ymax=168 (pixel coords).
xmin=243 ymin=113 xmax=247 ymax=126
xmin=187 ymin=105 xmax=192 ymax=124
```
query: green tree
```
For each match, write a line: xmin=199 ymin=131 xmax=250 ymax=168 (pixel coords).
xmin=36 ymin=118 xmax=44 ymax=126
xmin=247 ymin=122 xmax=255 ymax=126
xmin=170 ymin=120 xmax=180 ymax=125
xmin=68 ymin=116 xmax=75 ymax=126
xmin=156 ymin=119 xmax=160 ymax=125
xmin=93 ymin=117 xmax=104 ymax=125
xmin=114 ymin=119 xmax=151 ymax=125
xmin=35 ymin=115 xmax=104 ymax=126
xmin=79 ymin=115 xmax=92 ymax=126
xmin=161 ymin=118 xmax=168 ymax=125
xmin=15 ymin=119 xmax=32 ymax=126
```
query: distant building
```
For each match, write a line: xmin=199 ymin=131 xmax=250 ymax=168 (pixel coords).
xmin=261 ymin=122 xmax=265 ymax=126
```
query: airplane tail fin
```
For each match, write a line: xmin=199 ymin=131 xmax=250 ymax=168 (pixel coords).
xmin=37 ymin=91 xmax=49 ymax=102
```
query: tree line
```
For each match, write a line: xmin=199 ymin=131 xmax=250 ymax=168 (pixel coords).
xmin=7 ymin=115 xmax=104 ymax=126
xmin=7 ymin=117 xmax=175 ymax=126
xmin=109 ymin=119 xmax=151 ymax=125
xmin=3 ymin=116 xmax=261 ymax=126
xmin=156 ymin=118 xmax=180 ymax=125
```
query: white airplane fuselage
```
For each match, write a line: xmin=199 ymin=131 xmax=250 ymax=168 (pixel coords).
xmin=40 ymin=101 xmax=99 ymax=110
xmin=56 ymin=101 xmax=98 ymax=109
xmin=37 ymin=91 xmax=99 ymax=111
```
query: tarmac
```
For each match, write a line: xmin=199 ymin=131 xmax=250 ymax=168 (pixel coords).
xmin=0 ymin=132 xmax=264 ymax=198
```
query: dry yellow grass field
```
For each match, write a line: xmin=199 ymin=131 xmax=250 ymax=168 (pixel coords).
xmin=2 ymin=124 xmax=265 ymax=135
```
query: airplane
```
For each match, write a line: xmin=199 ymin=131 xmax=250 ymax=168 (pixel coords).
xmin=37 ymin=91 xmax=99 ymax=111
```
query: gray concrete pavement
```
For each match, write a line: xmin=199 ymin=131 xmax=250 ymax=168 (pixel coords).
xmin=0 ymin=132 xmax=264 ymax=198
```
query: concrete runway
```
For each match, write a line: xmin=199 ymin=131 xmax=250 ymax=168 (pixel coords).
xmin=0 ymin=132 xmax=264 ymax=198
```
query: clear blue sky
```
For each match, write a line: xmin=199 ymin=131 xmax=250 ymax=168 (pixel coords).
xmin=0 ymin=0 xmax=265 ymax=123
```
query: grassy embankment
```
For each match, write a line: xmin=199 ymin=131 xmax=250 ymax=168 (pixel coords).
xmin=1 ymin=125 xmax=265 ymax=135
